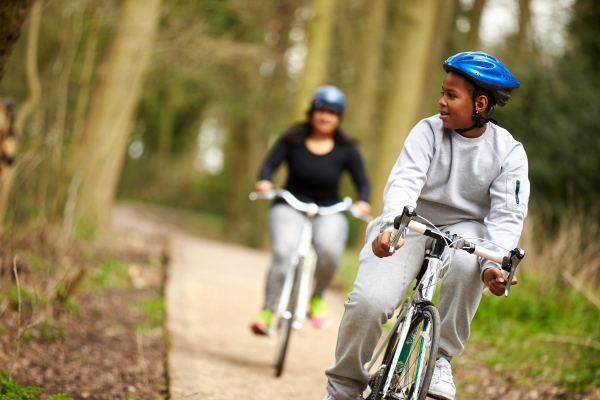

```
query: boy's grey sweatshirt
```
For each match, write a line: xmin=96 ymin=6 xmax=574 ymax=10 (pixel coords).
xmin=381 ymin=115 xmax=530 ymax=274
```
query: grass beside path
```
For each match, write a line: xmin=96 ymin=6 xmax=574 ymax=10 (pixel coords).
xmin=470 ymin=271 xmax=600 ymax=393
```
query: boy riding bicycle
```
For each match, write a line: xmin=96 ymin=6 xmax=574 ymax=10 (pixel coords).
xmin=323 ymin=52 xmax=530 ymax=400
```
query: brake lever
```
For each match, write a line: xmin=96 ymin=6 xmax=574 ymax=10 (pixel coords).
xmin=504 ymin=248 xmax=525 ymax=297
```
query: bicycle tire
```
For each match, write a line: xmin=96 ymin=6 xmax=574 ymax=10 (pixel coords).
xmin=275 ymin=258 xmax=303 ymax=377
xmin=275 ymin=315 xmax=292 ymax=377
xmin=368 ymin=304 xmax=440 ymax=400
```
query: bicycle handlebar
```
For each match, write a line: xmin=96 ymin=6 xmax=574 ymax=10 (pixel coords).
xmin=249 ymin=189 xmax=373 ymax=222
xmin=389 ymin=205 xmax=525 ymax=297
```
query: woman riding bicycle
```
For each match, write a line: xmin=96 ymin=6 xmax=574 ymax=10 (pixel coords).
xmin=251 ymin=85 xmax=371 ymax=335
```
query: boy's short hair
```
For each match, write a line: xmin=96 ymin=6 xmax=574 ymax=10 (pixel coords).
xmin=459 ymin=76 xmax=496 ymax=113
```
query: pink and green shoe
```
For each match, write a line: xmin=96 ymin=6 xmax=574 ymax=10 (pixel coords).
xmin=250 ymin=309 xmax=272 ymax=335
xmin=309 ymin=295 xmax=329 ymax=329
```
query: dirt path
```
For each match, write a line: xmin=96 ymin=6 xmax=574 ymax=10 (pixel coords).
xmin=166 ymin=232 xmax=345 ymax=400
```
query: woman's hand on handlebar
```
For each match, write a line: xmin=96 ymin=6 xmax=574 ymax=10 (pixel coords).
xmin=372 ymin=231 xmax=403 ymax=258
xmin=354 ymin=201 xmax=371 ymax=216
xmin=255 ymin=180 xmax=273 ymax=193
xmin=483 ymin=267 xmax=518 ymax=296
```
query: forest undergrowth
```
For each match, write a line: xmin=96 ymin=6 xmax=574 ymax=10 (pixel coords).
xmin=0 ymin=220 xmax=169 ymax=399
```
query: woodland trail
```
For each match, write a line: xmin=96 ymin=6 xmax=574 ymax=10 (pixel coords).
xmin=164 ymin=227 xmax=344 ymax=399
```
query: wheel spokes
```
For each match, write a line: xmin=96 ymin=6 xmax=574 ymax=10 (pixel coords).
xmin=391 ymin=316 xmax=432 ymax=397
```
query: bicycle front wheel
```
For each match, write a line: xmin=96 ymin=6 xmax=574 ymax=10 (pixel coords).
xmin=369 ymin=304 xmax=440 ymax=400
xmin=274 ymin=258 xmax=302 ymax=377
xmin=275 ymin=314 xmax=292 ymax=377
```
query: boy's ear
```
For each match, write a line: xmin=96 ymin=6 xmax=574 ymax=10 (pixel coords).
xmin=475 ymin=94 xmax=489 ymax=115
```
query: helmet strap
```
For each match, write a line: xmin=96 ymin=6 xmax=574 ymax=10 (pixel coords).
xmin=456 ymin=88 xmax=497 ymax=133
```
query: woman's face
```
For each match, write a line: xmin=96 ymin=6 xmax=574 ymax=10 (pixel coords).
xmin=438 ymin=72 xmax=476 ymax=130
xmin=310 ymin=109 xmax=340 ymax=136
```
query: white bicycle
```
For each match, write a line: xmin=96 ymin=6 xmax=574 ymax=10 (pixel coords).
xmin=250 ymin=189 xmax=372 ymax=377
xmin=364 ymin=205 xmax=524 ymax=400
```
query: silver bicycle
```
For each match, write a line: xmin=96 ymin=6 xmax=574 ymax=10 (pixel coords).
xmin=364 ymin=205 xmax=524 ymax=400
xmin=250 ymin=188 xmax=372 ymax=377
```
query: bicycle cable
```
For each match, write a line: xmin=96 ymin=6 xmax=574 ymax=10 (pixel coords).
xmin=411 ymin=214 xmax=455 ymax=288
xmin=411 ymin=214 xmax=510 ymax=289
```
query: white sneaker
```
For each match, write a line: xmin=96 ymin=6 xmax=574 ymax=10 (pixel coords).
xmin=428 ymin=357 xmax=456 ymax=400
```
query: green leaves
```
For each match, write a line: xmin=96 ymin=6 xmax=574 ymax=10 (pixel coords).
xmin=0 ymin=371 xmax=42 ymax=400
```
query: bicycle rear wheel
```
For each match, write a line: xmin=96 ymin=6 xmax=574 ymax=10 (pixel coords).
xmin=368 ymin=304 xmax=440 ymax=400
xmin=275 ymin=258 xmax=302 ymax=377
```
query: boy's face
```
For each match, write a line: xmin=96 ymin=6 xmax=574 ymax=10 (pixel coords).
xmin=439 ymin=72 xmax=475 ymax=130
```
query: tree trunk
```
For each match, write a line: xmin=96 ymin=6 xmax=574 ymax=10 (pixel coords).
xmin=0 ymin=0 xmax=42 ymax=229
xmin=47 ymin=7 xmax=83 ymax=221
xmin=292 ymin=0 xmax=338 ymax=121
xmin=465 ymin=0 xmax=486 ymax=51
xmin=370 ymin=0 xmax=440 ymax=217
xmin=347 ymin=0 xmax=387 ymax=146
xmin=73 ymin=12 xmax=100 ymax=139
xmin=70 ymin=0 xmax=162 ymax=233
xmin=156 ymin=82 xmax=184 ymax=174
xmin=0 ymin=0 xmax=35 ymax=82
xmin=224 ymin=59 xmax=272 ymax=246
xmin=224 ymin=114 xmax=251 ymax=230
xmin=420 ymin=0 xmax=458 ymax=117
xmin=517 ymin=0 xmax=531 ymax=55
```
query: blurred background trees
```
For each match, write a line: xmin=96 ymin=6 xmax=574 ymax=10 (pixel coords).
xmin=0 ymin=0 xmax=598 ymax=246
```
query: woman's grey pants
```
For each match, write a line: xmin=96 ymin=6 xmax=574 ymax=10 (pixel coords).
xmin=263 ymin=203 xmax=349 ymax=311
xmin=326 ymin=216 xmax=487 ymax=400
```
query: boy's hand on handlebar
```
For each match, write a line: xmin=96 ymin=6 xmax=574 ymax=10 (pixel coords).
xmin=372 ymin=231 xmax=403 ymax=258
xmin=483 ymin=268 xmax=518 ymax=296
xmin=354 ymin=201 xmax=371 ymax=216
xmin=255 ymin=180 xmax=273 ymax=193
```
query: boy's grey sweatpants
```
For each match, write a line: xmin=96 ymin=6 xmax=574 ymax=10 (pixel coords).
xmin=326 ymin=216 xmax=486 ymax=400
xmin=263 ymin=203 xmax=348 ymax=311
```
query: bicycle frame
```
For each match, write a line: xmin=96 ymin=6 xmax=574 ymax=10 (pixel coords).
xmin=366 ymin=245 xmax=443 ymax=399
xmin=268 ymin=214 xmax=317 ymax=336
xmin=250 ymin=188 xmax=372 ymax=338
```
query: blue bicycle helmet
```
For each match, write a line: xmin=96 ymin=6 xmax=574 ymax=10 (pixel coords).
xmin=443 ymin=51 xmax=520 ymax=107
xmin=443 ymin=52 xmax=520 ymax=132
xmin=311 ymin=85 xmax=346 ymax=115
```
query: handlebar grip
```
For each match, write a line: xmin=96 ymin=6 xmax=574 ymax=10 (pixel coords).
xmin=388 ymin=206 xmax=417 ymax=253
xmin=473 ymin=246 xmax=504 ymax=265
xmin=483 ymin=269 xmax=510 ymax=296
xmin=388 ymin=229 xmax=401 ymax=253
